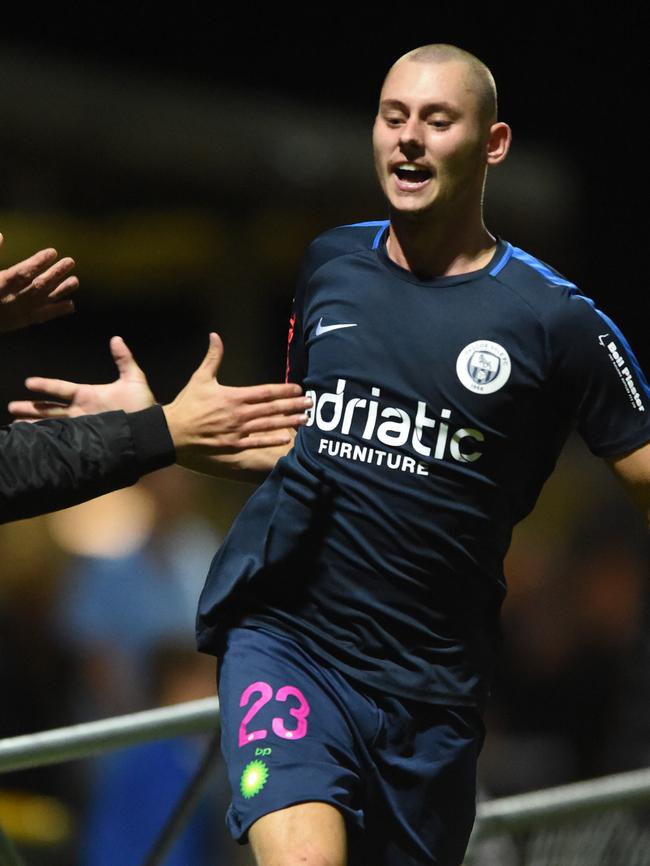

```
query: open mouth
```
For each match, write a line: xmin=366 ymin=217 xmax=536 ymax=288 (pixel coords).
xmin=392 ymin=163 xmax=433 ymax=190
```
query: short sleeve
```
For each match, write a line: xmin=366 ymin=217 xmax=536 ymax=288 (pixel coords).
xmin=548 ymin=291 xmax=650 ymax=458
xmin=283 ymin=225 xmax=374 ymax=387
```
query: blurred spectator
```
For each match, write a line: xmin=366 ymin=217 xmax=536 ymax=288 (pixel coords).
xmin=480 ymin=438 xmax=649 ymax=796
xmin=52 ymin=467 xmax=219 ymax=717
xmin=81 ymin=643 xmax=227 ymax=866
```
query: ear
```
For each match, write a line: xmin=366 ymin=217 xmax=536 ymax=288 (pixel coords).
xmin=486 ymin=122 xmax=512 ymax=166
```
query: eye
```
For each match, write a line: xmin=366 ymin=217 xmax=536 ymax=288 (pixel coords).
xmin=428 ymin=119 xmax=451 ymax=129
xmin=384 ymin=114 xmax=405 ymax=127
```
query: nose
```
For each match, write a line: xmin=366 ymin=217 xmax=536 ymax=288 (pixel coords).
xmin=398 ymin=115 xmax=424 ymax=151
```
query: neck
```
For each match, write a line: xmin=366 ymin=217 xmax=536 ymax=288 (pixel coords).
xmin=386 ymin=205 xmax=497 ymax=279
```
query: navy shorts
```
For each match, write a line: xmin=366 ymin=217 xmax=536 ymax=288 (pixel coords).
xmin=217 ymin=626 xmax=484 ymax=866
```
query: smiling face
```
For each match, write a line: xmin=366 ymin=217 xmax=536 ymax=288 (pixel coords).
xmin=373 ymin=59 xmax=495 ymax=221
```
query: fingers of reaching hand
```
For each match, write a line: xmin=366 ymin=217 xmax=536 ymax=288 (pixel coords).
xmin=240 ymin=382 xmax=304 ymax=404
xmin=0 ymin=250 xmax=78 ymax=330
xmin=46 ymin=274 xmax=79 ymax=300
xmin=24 ymin=376 xmax=79 ymax=402
xmin=198 ymin=332 xmax=224 ymax=379
xmin=9 ymin=375 xmax=78 ymax=419
xmin=28 ymin=256 xmax=77 ymax=298
xmin=7 ymin=400 xmax=70 ymax=420
xmin=235 ymin=394 xmax=312 ymax=432
xmin=109 ymin=336 xmax=142 ymax=378
xmin=233 ymin=429 xmax=296 ymax=449
xmin=29 ymin=299 xmax=76 ymax=325
xmin=239 ymin=411 xmax=310 ymax=435
xmin=0 ymin=248 xmax=61 ymax=297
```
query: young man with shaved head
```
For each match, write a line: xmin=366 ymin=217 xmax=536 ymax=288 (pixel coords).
xmin=20 ymin=45 xmax=650 ymax=866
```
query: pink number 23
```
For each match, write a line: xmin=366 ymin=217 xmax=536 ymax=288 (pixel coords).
xmin=239 ymin=681 xmax=311 ymax=747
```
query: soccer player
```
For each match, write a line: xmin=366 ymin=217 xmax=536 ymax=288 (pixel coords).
xmin=18 ymin=44 xmax=650 ymax=866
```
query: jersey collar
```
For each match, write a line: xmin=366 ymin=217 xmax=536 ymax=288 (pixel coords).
xmin=376 ymin=228 xmax=511 ymax=288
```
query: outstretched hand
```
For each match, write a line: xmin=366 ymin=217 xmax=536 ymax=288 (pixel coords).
xmin=0 ymin=232 xmax=79 ymax=332
xmin=8 ymin=336 xmax=156 ymax=419
xmin=162 ymin=332 xmax=311 ymax=472
xmin=9 ymin=330 xmax=310 ymax=476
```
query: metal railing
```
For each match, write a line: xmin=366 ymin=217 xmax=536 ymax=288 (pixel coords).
xmin=0 ymin=698 xmax=219 ymax=774
xmin=0 ymin=699 xmax=221 ymax=866
xmin=466 ymin=766 xmax=650 ymax=864
xmin=1 ymin=698 xmax=649 ymax=864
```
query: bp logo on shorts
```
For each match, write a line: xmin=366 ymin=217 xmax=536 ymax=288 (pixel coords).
xmin=456 ymin=340 xmax=511 ymax=394
xmin=240 ymin=760 xmax=269 ymax=799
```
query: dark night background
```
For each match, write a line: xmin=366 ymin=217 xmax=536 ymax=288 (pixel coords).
xmin=0 ymin=9 xmax=648 ymax=407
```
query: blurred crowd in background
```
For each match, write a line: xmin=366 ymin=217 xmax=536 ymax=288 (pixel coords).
xmin=0 ymin=16 xmax=648 ymax=865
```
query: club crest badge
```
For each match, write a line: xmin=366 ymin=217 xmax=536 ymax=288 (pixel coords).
xmin=456 ymin=340 xmax=511 ymax=394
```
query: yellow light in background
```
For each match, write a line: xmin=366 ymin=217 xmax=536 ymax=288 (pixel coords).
xmin=0 ymin=210 xmax=227 ymax=294
xmin=0 ymin=790 xmax=74 ymax=845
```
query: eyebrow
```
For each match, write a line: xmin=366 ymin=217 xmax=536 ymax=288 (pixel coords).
xmin=379 ymin=99 xmax=461 ymax=117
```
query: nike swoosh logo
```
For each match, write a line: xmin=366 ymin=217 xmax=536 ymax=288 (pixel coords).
xmin=315 ymin=318 xmax=358 ymax=337
xmin=598 ymin=333 xmax=610 ymax=346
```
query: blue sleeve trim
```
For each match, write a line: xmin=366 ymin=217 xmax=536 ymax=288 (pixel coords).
xmin=573 ymin=294 xmax=650 ymax=399
xmin=342 ymin=220 xmax=390 ymax=228
xmin=510 ymin=246 xmax=577 ymax=288
xmin=489 ymin=242 xmax=514 ymax=276
xmin=340 ymin=219 xmax=390 ymax=250
xmin=372 ymin=222 xmax=390 ymax=249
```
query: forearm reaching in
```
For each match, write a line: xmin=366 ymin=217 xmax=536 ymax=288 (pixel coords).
xmin=9 ymin=333 xmax=309 ymax=481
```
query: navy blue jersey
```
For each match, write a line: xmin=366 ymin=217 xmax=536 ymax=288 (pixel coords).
xmin=197 ymin=222 xmax=650 ymax=709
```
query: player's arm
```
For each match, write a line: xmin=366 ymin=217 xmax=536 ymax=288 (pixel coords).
xmin=546 ymin=292 xmax=650 ymax=493
xmin=0 ymin=233 xmax=78 ymax=331
xmin=607 ymin=442 xmax=650 ymax=523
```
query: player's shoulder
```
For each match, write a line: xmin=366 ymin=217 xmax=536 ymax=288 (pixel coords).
xmin=298 ymin=220 xmax=389 ymax=282
xmin=495 ymin=243 xmax=612 ymax=347
xmin=309 ymin=219 xmax=389 ymax=256
xmin=492 ymin=242 xmax=589 ymax=320
xmin=495 ymin=241 xmax=584 ymax=312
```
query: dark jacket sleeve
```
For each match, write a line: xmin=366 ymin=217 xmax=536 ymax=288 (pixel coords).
xmin=0 ymin=405 xmax=175 ymax=524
